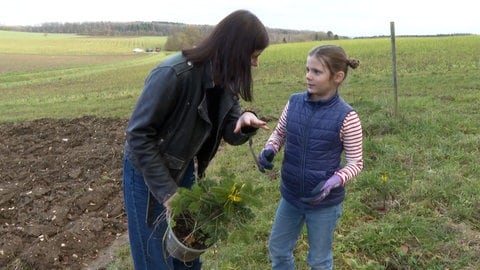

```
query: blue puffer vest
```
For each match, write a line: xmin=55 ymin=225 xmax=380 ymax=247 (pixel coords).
xmin=280 ymin=91 xmax=353 ymax=210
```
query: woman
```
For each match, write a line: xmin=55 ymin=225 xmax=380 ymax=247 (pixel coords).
xmin=123 ymin=10 xmax=270 ymax=269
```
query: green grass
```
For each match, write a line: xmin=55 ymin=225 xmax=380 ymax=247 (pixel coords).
xmin=0 ymin=31 xmax=173 ymax=122
xmin=1 ymin=30 xmax=479 ymax=269
xmin=0 ymin=30 xmax=167 ymax=55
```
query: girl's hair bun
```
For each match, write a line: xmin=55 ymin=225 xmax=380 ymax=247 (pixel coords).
xmin=347 ymin=59 xmax=360 ymax=69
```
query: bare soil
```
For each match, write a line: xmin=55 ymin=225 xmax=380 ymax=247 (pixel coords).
xmin=0 ymin=116 xmax=129 ymax=269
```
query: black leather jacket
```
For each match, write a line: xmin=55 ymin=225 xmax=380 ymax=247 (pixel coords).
xmin=124 ymin=53 xmax=256 ymax=205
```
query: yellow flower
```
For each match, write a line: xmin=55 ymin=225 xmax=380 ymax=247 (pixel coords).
xmin=381 ymin=174 xmax=388 ymax=183
xmin=228 ymin=183 xmax=244 ymax=202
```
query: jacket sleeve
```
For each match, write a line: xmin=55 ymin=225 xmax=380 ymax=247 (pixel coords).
xmin=125 ymin=66 xmax=179 ymax=203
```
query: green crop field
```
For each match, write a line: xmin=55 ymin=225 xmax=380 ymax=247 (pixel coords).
xmin=0 ymin=30 xmax=170 ymax=121
xmin=1 ymin=30 xmax=479 ymax=269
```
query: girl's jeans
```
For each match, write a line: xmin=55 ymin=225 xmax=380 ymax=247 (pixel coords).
xmin=269 ymin=198 xmax=342 ymax=270
xmin=123 ymin=157 xmax=201 ymax=270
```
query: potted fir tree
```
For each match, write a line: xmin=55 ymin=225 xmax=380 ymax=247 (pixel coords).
xmin=166 ymin=170 xmax=263 ymax=262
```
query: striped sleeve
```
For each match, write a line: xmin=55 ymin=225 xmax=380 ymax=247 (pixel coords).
xmin=336 ymin=110 xmax=364 ymax=185
xmin=265 ymin=101 xmax=289 ymax=153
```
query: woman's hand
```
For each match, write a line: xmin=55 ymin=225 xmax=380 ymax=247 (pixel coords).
xmin=234 ymin=111 xmax=269 ymax=133
xmin=163 ymin=193 xmax=177 ymax=214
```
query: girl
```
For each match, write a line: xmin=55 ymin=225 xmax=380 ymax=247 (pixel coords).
xmin=258 ymin=44 xmax=363 ymax=270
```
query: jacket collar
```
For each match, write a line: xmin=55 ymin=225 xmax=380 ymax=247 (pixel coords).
xmin=202 ymin=60 xmax=215 ymax=89
xmin=304 ymin=90 xmax=340 ymax=107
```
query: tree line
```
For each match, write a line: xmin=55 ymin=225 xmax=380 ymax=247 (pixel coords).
xmin=1 ymin=21 xmax=193 ymax=36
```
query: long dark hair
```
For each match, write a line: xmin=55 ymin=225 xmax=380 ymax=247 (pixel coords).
xmin=183 ymin=10 xmax=269 ymax=101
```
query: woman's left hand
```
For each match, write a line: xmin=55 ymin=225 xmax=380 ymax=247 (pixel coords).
xmin=234 ymin=111 xmax=269 ymax=133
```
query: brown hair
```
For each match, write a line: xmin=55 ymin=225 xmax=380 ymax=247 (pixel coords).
xmin=308 ymin=45 xmax=359 ymax=81
xmin=183 ymin=10 xmax=269 ymax=101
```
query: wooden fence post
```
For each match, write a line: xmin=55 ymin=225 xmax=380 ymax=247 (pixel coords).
xmin=390 ymin=21 xmax=398 ymax=117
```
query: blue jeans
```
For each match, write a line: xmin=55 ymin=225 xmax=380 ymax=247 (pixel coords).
xmin=123 ymin=157 xmax=201 ymax=270
xmin=269 ymin=198 xmax=342 ymax=270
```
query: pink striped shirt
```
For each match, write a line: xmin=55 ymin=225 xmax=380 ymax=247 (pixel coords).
xmin=266 ymin=101 xmax=364 ymax=186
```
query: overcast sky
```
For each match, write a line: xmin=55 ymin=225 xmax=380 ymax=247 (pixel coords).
xmin=1 ymin=0 xmax=478 ymax=37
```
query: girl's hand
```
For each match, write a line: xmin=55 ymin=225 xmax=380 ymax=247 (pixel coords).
xmin=234 ymin=111 xmax=269 ymax=133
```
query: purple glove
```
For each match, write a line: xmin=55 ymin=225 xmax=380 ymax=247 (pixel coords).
xmin=257 ymin=145 xmax=275 ymax=173
xmin=300 ymin=174 xmax=342 ymax=205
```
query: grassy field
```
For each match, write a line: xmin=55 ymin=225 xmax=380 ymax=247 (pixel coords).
xmin=1 ymin=30 xmax=479 ymax=269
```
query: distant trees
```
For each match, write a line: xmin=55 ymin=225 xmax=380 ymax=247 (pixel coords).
xmin=164 ymin=25 xmax=208 ymax=51
xmin=7 ymin=21 xmax=190 ymax=36
xmin=266 ymin=28 xmax=339 ymax=44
